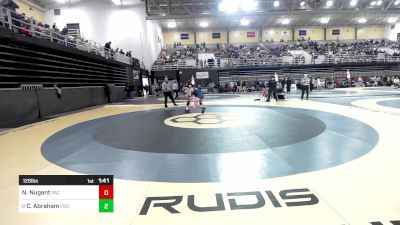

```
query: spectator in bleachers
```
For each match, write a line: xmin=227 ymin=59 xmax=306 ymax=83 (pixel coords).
xmin=52 ymin=23 xmax=58 ymax=31
xmin=21 ymin=24 xmax=31 ymax=36
xmin=61 ymin=26 xmax=68 ymax=35
xmin=104 ymin=41 xmax=111 ymax=59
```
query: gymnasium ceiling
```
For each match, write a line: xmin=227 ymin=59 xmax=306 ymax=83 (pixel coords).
xmin=29 ymin=0 xmax=142 ymax=8
xmin=158 ymin=13 xmax=399 ymax=30
xmin=28 ymin=0 xmax=400 ymax=28
xmin=148 ymin=0 xmax=400 ymax=29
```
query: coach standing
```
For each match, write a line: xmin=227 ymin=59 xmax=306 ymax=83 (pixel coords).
xmin=162 ymin=77 xmax=178 ymax=108
xmin=286 ymin=78 xmax=292 ymax=92
xmin=301 ymin=74 xmax=310 ymax=100
xmin=267 ymin=76 xmax=278 ymax=102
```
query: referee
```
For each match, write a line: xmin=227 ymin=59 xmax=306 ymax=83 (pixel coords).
xmin=162 ymin=77 xmax=178 ymax=108
xmin=301 ymin=74 xmax=310 ymax=100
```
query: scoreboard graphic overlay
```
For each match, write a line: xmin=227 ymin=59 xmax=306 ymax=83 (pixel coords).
xmin=19 ymin=175 xmax=113 ymax=213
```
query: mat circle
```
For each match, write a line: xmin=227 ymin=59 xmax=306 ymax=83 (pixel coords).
xmin=41 ymin=105 xmax=379 ymax=182
xmin=376 ymin=99 xmax=400 ymax=109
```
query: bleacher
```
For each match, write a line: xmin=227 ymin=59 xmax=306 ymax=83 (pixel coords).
xmin=0 ymin=4 xmax=140 ymax=69
xmin=151 ymin=40 xmax=400 ymax=71
xmin=0 ymin=34 xmax=129 ymax=88
xmin=0 ymin=5 xmax=143 ymax=127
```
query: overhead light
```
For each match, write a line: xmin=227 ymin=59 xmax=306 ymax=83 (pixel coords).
xmin=167 ymin=22 xmax=176 ymax=28
xmin=268 ymin=30 xmax=274 ymax=35
xmin=219 ymin=0 xmax=257 ymax=12
xmin=395 ymin=0 xmax=400 ymax=5
xmin=350 ymin=0 xmax=357 ymax=6
xmin=326 ymin=0 xmax=333 ymax=7
xmin=377 ymin=0 xmax=382 ymax=5
xmin=199 ymin=21 xmax=208 ymax=27
xmin=242 ymin=0 xmax=258 ymax=11
xmin=111 ymin=0 xmax=121 ymax=5
xmin=56 ymin=0 xmax=65 ymax=3
xmin=358 ymin=17 xmax=367 ymax=23
xmin=300 ymin=1 xmax=306 ymax=6
xmin=240 ymin=18 xmax=250 ymax=26
xmin=388 ymin=17 xmax=397 ymax=23
xmin=320 ymin=17 xmax=330 ymax=24
xmin=281 ymin=18 xmax=290 ymax=25
xmin=218 ymin=0 xmax=239 ymax=13
xmin=370 ymin=1 xmax=376 ymax=6
xmin=273 ymin=1 xmax=280 ymax=7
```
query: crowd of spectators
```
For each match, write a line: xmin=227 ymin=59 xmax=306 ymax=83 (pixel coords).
xmin=223 ymin=40 xmax=400 ymax=60
xmin=103 ymin=41 xmax=134 ymax=61
xmin=296 ymin=39 xmax=400 ymax=57
xmin=227 ymin=44 xmax=291 ymax=59
xmin=1 ymin=0 xmax=136 ymax=65
xmin=152 ymin=39 xmax=400 ymax=69
xmin=153 ymin=41 xmax=229 ymax=67
xmin=1 ymin=1 xmax=74 ymax=44
xmin=155 ymin=46 xmax=198 ymax=65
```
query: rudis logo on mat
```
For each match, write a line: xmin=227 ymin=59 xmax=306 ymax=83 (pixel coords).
xmin=164 ymin=112 xmax=249 ymax=129
xmin=139 ymin=188 xmax=319 ymax=215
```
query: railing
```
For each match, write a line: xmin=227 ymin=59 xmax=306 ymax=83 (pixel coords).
xmin=151 ymin=54 xmax=400 ymax=71
xmin=0 ymin=5 xmax=134 ymax=66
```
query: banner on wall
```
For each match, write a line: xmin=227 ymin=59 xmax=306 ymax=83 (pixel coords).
xmin=281 ymin=31 xmax=289 ymax=36
xmin=332 ymin=29 xmax=340 ymax=35
xmin=299 ymin=29 xmax=307 ymax=36
xmin=247 ymin=31 xmax=256 ymax=37
xmin=212 ymin=33 xmax=221 ymax=39
xmin=196 ymin=72 xmax=209 ymax=79
xmin=180 ymin=33 xmax=189 ymax=40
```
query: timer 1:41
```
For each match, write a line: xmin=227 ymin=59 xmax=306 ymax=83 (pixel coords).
xmin=98 ymin=178 xmax=110 ymax=184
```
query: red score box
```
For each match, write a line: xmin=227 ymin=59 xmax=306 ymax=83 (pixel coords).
xmin=99 ymin=185 xmax=113 ymax=199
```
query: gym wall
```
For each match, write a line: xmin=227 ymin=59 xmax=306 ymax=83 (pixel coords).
xmin=43 ymin=1 xmax=163 ymax=69
xmin=262 ymin=28 xmax=292 ymax=42
xmin=14 ymin=0 xmax=44 ymax=22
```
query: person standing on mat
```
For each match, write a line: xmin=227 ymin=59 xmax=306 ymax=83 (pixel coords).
xmin=185 ymin=84 xmax=194 ymax=113
xmin=286 ymin=78 xmax=292 ymax=93
xmin=267 ymin=76 xmax=278 ymax=102
xmin=172 ymin=80 xmax=179 ymax=99
xmin=185 ymin=84 xmax=206 ymax=114
xmin=162 ymin=77 xmax=178 ymax=108
xmin=301 ymin=74 xmax=310 ymax=100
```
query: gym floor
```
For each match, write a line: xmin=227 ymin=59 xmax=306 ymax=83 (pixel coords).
xmin=1 ymin=87 xmax=400 ymax=225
